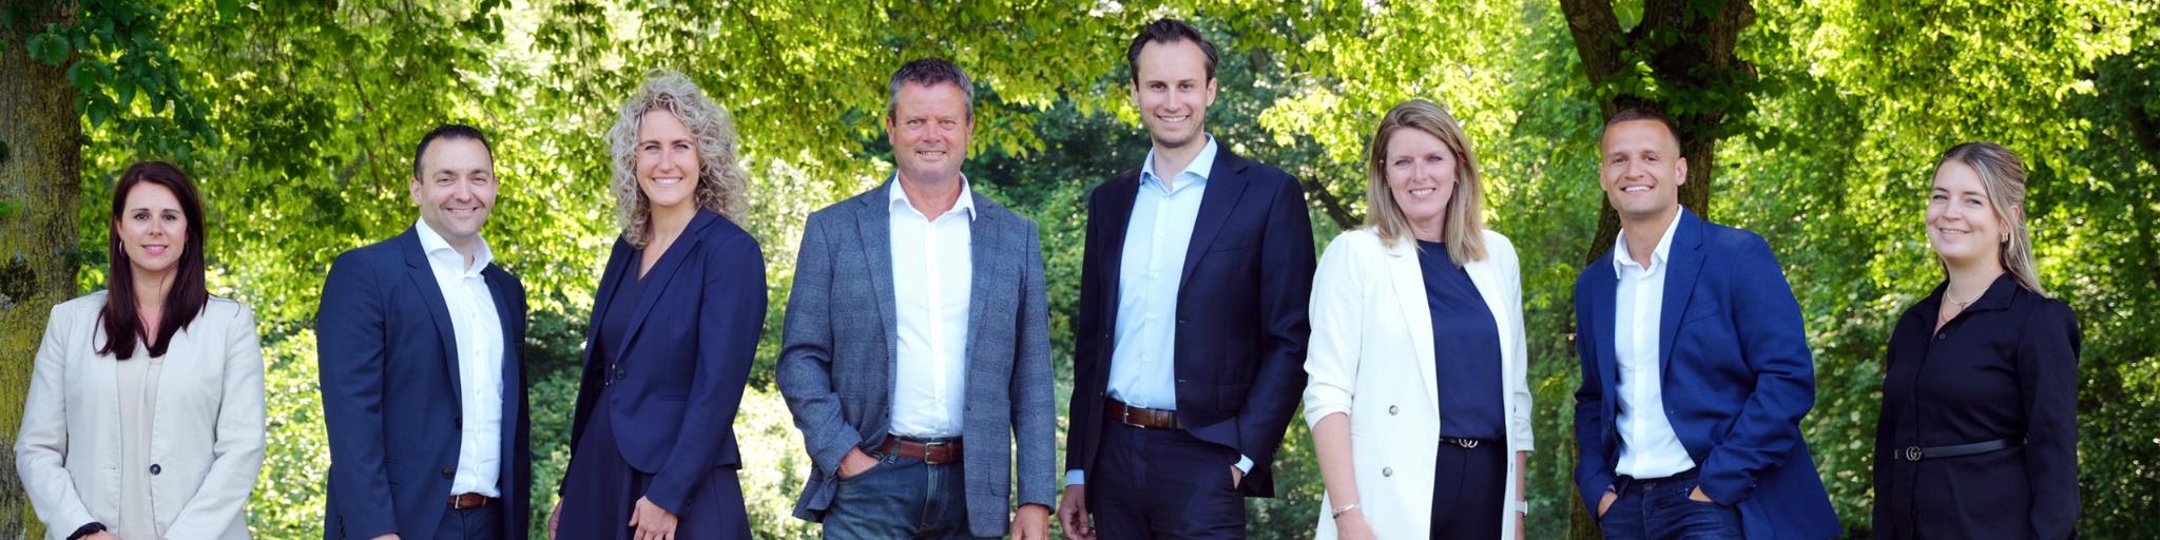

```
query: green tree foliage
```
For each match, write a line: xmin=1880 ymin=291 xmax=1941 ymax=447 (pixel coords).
xmin=7 ymin=0 xmax=2157 ymax=539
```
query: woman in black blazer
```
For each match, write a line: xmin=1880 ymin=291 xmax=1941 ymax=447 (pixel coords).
xmin=1874 ymin=142 xmax=2080 ymax=539
xmin=550 ymin=70 xmax=767 ymax=540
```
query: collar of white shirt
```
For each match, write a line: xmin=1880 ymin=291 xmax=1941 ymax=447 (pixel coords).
xmin=888 ymin=174 xmax=978 ymax=222
xmin=414 ymin=218 xmax=494 ymax=275
xmin=1611 ymin=207 xmax=1683 ymax=274
xmin=1139 ymin=134 xmax=1218 ymax=191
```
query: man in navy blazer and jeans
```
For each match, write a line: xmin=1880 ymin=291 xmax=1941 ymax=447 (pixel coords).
xmin=318 ymin=124 xmax=530 ymax=540
xmin=1057 ymin=18 xmax=1316 ymax=540
xmin=777 ymin=58 xmax=1057 ymax=539
xmin=1572 ymin=109 xmax=1838 ymax=539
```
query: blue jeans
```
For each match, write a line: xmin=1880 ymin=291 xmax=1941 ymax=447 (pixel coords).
xmin=821 ymin=452 xmax=993 ymax=540
xmin=1598 ymin=469 xmax=1744 ymax=540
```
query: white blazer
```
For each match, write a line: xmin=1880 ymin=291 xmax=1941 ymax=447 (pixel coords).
xmin=15 ymin=292 xmax=266 ymax=540
xmin=1303 ymin=228 xmax=1533 ymax=540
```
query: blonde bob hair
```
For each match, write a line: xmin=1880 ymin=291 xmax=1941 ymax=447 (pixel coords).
xmin=605 ymin=70 xmax=751 ymax=247
xmin=1935 ymin=142 xmax=2046 ymax=296
xmin=1364 ymin=99 xmax=1487 ymax=263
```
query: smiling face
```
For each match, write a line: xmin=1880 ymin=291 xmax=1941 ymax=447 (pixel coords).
xmin=635 ymin=109 xmax=701 ymax=213
xmin=409 ymin=136 xmax=497 ymax=247
xmin=887 ymin=81 xmax=974 ymax=185
xmin=115 ymin=182 xmax=187 ymax=280
xmin=1927 ymin=159 xmax=2008 ymax=270
xmin=1598 ymin=119 xmax=1687 ymax=224
xmin=1130 ymin=38 xmax=1218 ymax=151
xmin=1382 ymin=127 xmax=1459 ymax=240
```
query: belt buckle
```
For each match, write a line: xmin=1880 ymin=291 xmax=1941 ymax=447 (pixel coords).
xmin=1458 ymin=439 xmax=1479 ymax=449
xmin=1904 ymin=446 xmax=1923 ymax=462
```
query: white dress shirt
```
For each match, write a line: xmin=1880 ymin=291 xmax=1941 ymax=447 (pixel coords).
xmin=1611 ymin=212 xmax=1697 ymax=479
xmin=414 ymin=219 xmax=505 ymax=497
xmin=888 ymin=176 xmax=976 ymax=439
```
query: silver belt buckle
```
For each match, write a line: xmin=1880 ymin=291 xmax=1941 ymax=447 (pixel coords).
xmin=1904 ymin=446 xmax=1923 ymax=462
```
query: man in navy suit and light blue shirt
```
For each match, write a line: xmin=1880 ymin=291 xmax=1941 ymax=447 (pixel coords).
xmin=1057 ymin=18 xmax=1316 ymax=540
xmin=776 ymin=58 xmax=1056 ymax=540
xmin=1572 ymin=109 xmax=1838 ymax=539
xmin=318 ymin=124 xmax=530 ymax=540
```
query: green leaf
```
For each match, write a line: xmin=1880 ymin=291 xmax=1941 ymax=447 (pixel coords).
xmin=87 ymin=98 xmax=111 ymax=128
xmin=216 ymin=0 xmax=244 ymax=20
xmin=27 ymin=30 xmax=69 ymax=66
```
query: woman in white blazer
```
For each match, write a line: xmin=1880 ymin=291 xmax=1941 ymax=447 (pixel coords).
xmin=15 ymin=161 xmax=266 ymax=540
xmin=1304 ymin=100 xmax=1532 ymax=540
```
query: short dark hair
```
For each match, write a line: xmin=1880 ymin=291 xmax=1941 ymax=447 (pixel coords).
xmin=1126 ymin=18 xmax=1219 ymax=85
xmin=412 ymin=124 xmax=494 ymax=180
xmin=101 ymin=161 xmax=210 ymax=360
xmin=1602 ymin=108 xmax=1684 ymax=149
xmin=887 ymin=58 xmax=975 ymax=120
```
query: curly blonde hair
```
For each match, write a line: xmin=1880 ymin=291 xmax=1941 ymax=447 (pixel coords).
xmin=605 ymin=70 xmax=751 ymax=247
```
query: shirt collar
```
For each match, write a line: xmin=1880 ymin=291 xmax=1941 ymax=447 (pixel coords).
xmin=415 ymin=217 xmax=493 ymax=273
xmin=888 ymin=174 xmax=978 ymax=221
xmin=1612 ymin=207 xmax=1683 ymax=273
xmin=1140 ymin=134 xmax=1218 ymax=191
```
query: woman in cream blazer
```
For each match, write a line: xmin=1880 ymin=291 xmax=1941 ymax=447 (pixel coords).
xmin=15 ymin=162 xmax=265 ymax=540
xmin=1304 ymin=100 xmax=1532 ymax=540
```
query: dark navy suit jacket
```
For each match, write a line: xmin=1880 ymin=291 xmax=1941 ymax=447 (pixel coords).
xmin=317 ymin=227 xmax=531 ymax=539
xmin=1064 ymin=146 xmax=1316 ymax=497
xmin=567 ymin=210 xmax=766 ymax=512
xmin=1572 ymin=209 xmax=1839 ymax=539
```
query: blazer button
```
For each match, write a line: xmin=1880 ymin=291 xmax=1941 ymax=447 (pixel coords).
xmin=442 ymin=468 xmax=455 ymax=479
xmin=148 ymin=464 xmax=161 ymax=475
xmin=1388 ymin=405 xmax=1399 ymax=415
xmin=1381 ymin=467 xmax=1393 ymax=477
xmin=455 ymin=416 xmax=464 ymax=429
xmin=615 ymin=367 xmax=628 ymax=380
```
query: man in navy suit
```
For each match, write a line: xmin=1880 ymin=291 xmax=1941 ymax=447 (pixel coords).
xmin=1572 ymin=109 xmax=1838 ymax=539
xmin=318 ymin=124 xmax=530 ymax=540
xmin=1056 ymin=18 xmax=1316 ymax=540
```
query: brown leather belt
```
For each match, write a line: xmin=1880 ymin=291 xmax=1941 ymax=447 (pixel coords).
xmin=448 ymin=493 xmax=495 ymax=509
xmin=1107 ymin=398 xmax=1183 ymax=430
xmin=878 ymin=436 xmax=963 ymax=464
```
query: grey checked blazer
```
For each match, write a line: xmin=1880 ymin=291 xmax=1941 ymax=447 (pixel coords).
xmin=776 ymin=181 xmax=1058 ymax=536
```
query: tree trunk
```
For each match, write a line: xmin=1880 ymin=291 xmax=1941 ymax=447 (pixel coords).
xmin=1557 ymin=0 xmax=1755 ymax=538
xmin=1 ymin=1 xmax=83 ymax=536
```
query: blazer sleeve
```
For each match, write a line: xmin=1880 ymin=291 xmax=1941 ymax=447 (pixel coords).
xmin=645 ymin=231 xmax=767 ymax=513
xmin=14 ymin=303 xmax=102 ymax=533
xmin=1496 ymin=235 xmax=1534 ymax=452
xmin=2017 ymin=300 xmax=2080 ymax=538
xmin=316 ymin=251 xmax=401 ymax=537
xmin=1301 ymin=233 xmax=1365 ymax=427
xmin=1064 ymin=188 xmax=1110 ymax=479
xmin=165 ymin=303 xmax=269 ymax=537
xmin=776 ymin=213 xmax=865 ymax=477
xmin=1694 ymin=234 xmax=1817 ymax=505
xmin=1871 ymin=319 xmax=1905 ymax=533
xmin=1012 ymin=220 xmax=1060 ymax=509
xmin=1234 ymin=174 xmax=1318 ymax=481
xmin=1572 ymin=273 xmax=1616 ymax=515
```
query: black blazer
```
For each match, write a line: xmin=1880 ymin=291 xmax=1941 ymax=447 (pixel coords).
xmin=1064 ymin=146 xmax=1317 ymax=497
xmin=1873 ymin=274 xmax=2081 ymax=539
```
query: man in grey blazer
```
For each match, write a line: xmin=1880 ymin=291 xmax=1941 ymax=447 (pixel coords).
xmin=777 ymin=58 xmax=1057 ymax=540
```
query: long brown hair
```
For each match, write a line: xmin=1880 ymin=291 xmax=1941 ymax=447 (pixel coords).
xmin=99 ymin=161 xmax=210 ymax=360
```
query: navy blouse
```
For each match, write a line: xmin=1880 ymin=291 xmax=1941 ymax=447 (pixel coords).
xmin=1417 ymin=240 xmax=1504 ymax=441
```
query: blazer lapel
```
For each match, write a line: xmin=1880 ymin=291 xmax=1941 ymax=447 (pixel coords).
xmin=1382 ymin=240 xmax=1442 ymax=414
xmin=584 ymin=240 xmax=635 ymax=368
xmin=609 ymin=212 xmax=712 ymax=364
xmin=401 ymin=228 xmax=464 ymax=397
xmin=1095 ymin=174 xmax=1140 ymax=334
xmin=853 ymin=185 xmax=901 ymax=370
xmin=1177 ymin=150 xmax=1250 ymax=289
xmin=964 ymin=195 xmax=1006 ymax=384
xmin=1585 ymin=251 xmax=1622 ymax=397
xmin=1657 ymin=210 xmax=1707 ymax=375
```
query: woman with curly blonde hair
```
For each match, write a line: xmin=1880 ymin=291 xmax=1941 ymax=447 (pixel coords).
xmin=553 ymin=70 xmax=766 ymax=540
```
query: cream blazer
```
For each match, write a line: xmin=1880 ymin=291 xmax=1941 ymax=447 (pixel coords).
xmin=1303 ymin=228 xmax=1533 ymax=539
xmin=15 ymin=292 xmax=265 ymax=540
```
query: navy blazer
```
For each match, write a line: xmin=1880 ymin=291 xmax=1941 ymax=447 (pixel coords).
xmin=1065 ymin=146 xmax=1317 ymax=497
xmin=1873 ymin=275 xmax=2080 ymax=539
xmin=317 ymin=227 xmax=531 ymax=539
xmin=1571 ymin=209 xmax=1839 ymax=539
xmin=568 ymin=210 xmax=766 ymax=513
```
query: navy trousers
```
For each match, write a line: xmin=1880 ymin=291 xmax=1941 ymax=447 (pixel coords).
xmin=1088 ymin=422 xmax=1246 ymax=539
xmin=1598 ymin=469 xmax=1744 ymax=540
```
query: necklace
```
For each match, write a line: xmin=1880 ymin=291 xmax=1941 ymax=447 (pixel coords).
xmin=1947 ymin=285 xmax=1985 ymax=308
